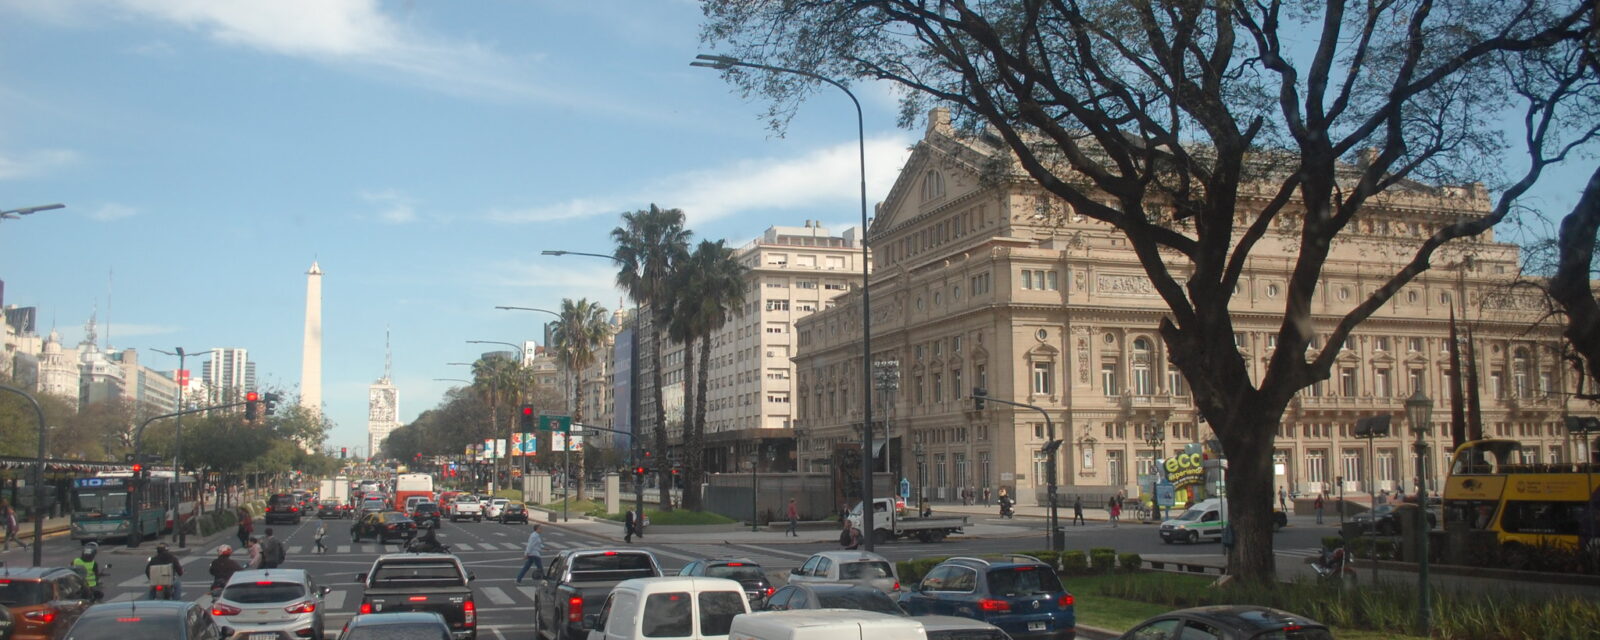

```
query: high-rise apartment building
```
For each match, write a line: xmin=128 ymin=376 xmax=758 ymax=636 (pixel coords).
xmin=202 ymin=347 xmax=254 ymax=403
xmin=368 ymin=377 xmax=399 ymax=458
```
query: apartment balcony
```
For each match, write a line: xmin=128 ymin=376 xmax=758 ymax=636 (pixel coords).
xmin=1290 ymin=395 xmax=1402 ymax=416
xmin=1118 ymin=393 xmax=1192 ymax=418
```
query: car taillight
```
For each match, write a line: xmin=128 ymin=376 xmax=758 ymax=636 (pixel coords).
xmin=464 ymin=599 xmax=476 ymax=627
xmin=285 ymin=600 xmax=317 ymax=614
xmin=1059 ymin=594 xmax=1075 ymax=607
xmin=24 ymin=609 xmax=58 ymax=623
xmin=291 ymin=507 xmax=299 ymax=512
xmin=359 ymin=602 xmax=372 ymax=614
xmin=893 ymin=581 xmax=901 ymax=591
xmin=211 ymin=603 xmax=242 ymax=616
xmin=978 ymin=599 xmax=1011 ymax=612
xmin=568 ymin=596 xmax=584 ymax=623
xmin=765 ymin=587 xmax=775 ymax=597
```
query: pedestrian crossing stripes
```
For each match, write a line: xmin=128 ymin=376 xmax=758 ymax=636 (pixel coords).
xmin=482 ymin=587 xmax=515 ymax=605
xmin=1276 ymin=547 xmax=1322 ymax=558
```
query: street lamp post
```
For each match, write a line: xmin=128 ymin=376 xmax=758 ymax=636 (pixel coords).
xmin=540 ymin=250 xmax=646 ymax=534
xmin=1404 ymin=390 xmax=1434 ymax=635
xmin=1143 ymin=417 xmax=1166 ymax=521
xmin=693 ymin=53 xmax=877 ymax=549
xmin=151 ymin=347 xmax=196 ymax=548
xmin=874 ymin=361 xmax=901 ymax=491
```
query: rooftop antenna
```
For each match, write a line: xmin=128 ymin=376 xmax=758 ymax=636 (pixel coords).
xmin=384 ymin=325 xmax=393 ymax=382
xmin=106 ymin=268 xmax=114 ymax=351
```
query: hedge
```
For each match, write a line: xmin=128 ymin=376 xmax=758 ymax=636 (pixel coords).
xmin=1118 ymin=552 xmax=1143 ymax=572
xmin=1090 ymin=549 xmax=1117 ymax=573
xmin=1061 ymin=551 xmax=1089 ymax=574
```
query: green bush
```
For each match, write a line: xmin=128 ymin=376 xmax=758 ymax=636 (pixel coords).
xmin=1089 ymin=549 xmax=1117 ymax=573
xmin=1061 ymin=551 xmax=1089 ymax=575
xmin=1117 ymin=552 xmax=1142 ymax=572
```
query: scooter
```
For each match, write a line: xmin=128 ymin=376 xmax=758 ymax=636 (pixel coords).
xmin=1306 ymin=546 xmax=1357 ymax=587
xmin=999 ymin=500 xmax=1014 ymax=519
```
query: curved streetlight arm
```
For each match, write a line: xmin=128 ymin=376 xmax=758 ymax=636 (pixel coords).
xmin=694 ymin=52 xmax=875 ymax=549
xmin=0 ymin=384 xmax=48 ymax=566
xmin=494 ymin=306 xmax=561 ymax=318
xmin=0 ymin=203 xmax=65 ymax=220
xmin=540 ymin=250 xmax=624 ymax=263
xmin=433 ymin=378 xmax=473 ymax=384
xmin=466 ymin=340 xmax=526 ymax=361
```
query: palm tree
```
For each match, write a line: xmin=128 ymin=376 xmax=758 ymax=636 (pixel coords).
xmin=669 ymin=240 xmax=748 ymax=511
xmin=471 ymin=354 xmax=522 ymax=491
xmin=550 ymin=297 xmax=611 ymax=502
xmin=612 ymin=204 xmax=692 ymax=509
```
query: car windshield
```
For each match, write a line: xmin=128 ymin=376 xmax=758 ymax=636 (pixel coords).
xmin=705 ymin=565 xmax=765 ymax=581
xmin=341 ymin=625 xmax=451 ymax=640
xmin=572 ymin=553 xmax=656 ymax=580
xmin=371 ymin=562 xmax=464 ymax=587
xmin=223 ymin=581 xmax=307 ymax=604
xmin=838 ymin=561 xmax=894 ymax=580
xmin=384 ymin=513 xmax=413 ymax=524
xmin=0 ymin=580 xmax=50 ymax=606
xmin=73 ymin=490 xmax=129 ymax=516
xmin=416 ymin=504 xmax=439 ymax=513
xmin=1175 ymin=508 xmax=1205 ymax=521
xmin=815 ymin=589 xmax=904 ymax=615
xmin=987 ymin=567 xmax=1064 ymax=596
xmin=63 ymin=612 xmax=183 ymax=640
xmin=270 ymin=495 xmax=295 ymax=506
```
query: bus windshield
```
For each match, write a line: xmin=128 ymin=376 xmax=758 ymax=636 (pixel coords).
xmin=74 ymin=490 xmax=129 ymax=516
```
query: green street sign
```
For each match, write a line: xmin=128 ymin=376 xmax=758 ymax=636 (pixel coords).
xmin=538 ymin=414 xmax=572 ymax=433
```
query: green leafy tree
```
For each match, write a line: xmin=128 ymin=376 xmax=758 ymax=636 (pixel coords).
xmin=701 ymin=0 xmax=1597 ymax=581
xmin=613 ymin=204 xmax=692 ymax=509
xmin=550 ymin=297 xmax=611 ymax=501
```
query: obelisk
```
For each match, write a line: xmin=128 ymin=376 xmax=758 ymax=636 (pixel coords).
xmin=300 ymin=261 xmax=323 ymax=413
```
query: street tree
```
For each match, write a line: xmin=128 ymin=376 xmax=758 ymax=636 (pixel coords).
xmin=666 ymin=240 xmax=748 ymax=511
xmin=701 ymin=0 xmax=1597 ymax=582
xmin=613 ymin=204 xmax=693 ymax=509
xmin=550 ymin=297 xmax=611 ymax=501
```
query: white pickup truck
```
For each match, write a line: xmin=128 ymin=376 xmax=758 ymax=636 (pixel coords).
xmin=847 ymin=498 xmax=968 ymax=544
xmin=451 ymin=495 xmax=484 ymax=522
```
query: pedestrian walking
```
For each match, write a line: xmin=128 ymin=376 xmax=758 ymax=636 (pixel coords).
xmin=314 ymin=522 xmax=327 ymax=554
xmin=785 ymin=498 xmax=799 ymax=537
xmin=1278 ymin=487 xmax=1288 ymax=511
xmin=235 ymin=506 xmax=253 ymax=548
xmin=1 ymin=501 xmax=26 ymax=551
xmin=982 ymin=487 xmax=991 ymax=503
xmin=246 ymin=537 xmax=263 ymax=569
xmin=1314 ymin=493 xmax=1326 ymax=525
xmin=261 ymin=528 xmax=286 ymax=568
xmin=1108 ymin=496 xmax=1120 ymax=528
xmin=1072 ymin=496 xmax=1085 ymax=525
xmin=516 ymin=525 xmax=545 ymax=584
xmin=624 ymin=509 xmax=637 ymax=544
xmin=840 ymin=521 xmax=861 ymax=550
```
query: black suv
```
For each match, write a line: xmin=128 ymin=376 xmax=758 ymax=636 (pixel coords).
xmin=352 ymin=511 xmax=418 ymax=543
xmin=411 ymin=502 xmax=442 ymax=529
xmin=265 ymin=493 xmax=304 ymax=524
xmin=678 ymin=558 xmax=774 ymax=607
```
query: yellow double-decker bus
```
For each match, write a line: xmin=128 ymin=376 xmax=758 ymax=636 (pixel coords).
xmin=1442 ymin=439 xmax=1599 ymax=562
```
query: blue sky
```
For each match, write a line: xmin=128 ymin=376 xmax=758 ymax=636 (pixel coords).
xmin=0 ymin=2 xmax=1587 ymax=455
xmin=0 ymin=0 xmax=914 ymax=453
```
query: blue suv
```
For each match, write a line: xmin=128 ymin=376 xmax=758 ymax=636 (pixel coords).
xmin=899 ymin=555 xmax=1075 ymax=640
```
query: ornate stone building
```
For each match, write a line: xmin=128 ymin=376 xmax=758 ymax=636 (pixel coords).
xmin=793 ymin=109 xmax=1598 ymax=505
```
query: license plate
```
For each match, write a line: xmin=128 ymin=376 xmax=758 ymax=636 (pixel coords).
xmin=250 ymin=634 xmax=277 ymax=640
xmin=1028 ymin=622 xmax=1046 ymax=632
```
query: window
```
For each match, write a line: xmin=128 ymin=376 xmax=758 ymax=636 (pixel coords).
xmin=914 ymin=375 xmax=925 ymax=405
xmin=1490 ymin=371 xmax=1505 ymax=399
xmin=1101 ymin=363 xmax=1119 ymax=396
xmin=797 ymin=280 xmax=817 ymax=289
xmin=1374 ymin=369 xmax=1391 ymax=398
xmin=1409 ymin=369 xmax=1425 ymax=395
xmin=935 ymin=453 xmax=947 ymax=488
xmin=1019 ymin=269 xmax=1060 ymax=290
xmin=765 ymin=300 xmax=790 ymax=311
xmin=932 ymin=373 xmax=944 ymax=403
xmin=766 ymin=281 xmax=788 ymax=288
xmin=976 ymin=364 xmax=987 ymax=390
xmin=1233 ymin=332 xmax=1246 ymax=348
xmin=1409 ymin=337 xmax=1424 ymax=352
xmin=1539 ymin=371 xmax=1552 ymax=396
xmin=642 ymin=592 xmax=693 ymax=638
xmin=698 ymin=591 xmax=746 ymax=636
xmin=1032 ymin=362 xmax=1053 ymax=395
xmin=1375 ymin=336 xmax=1391 ymax=352
xmin=1340 ymin=368 xmax=1357 ymax=396
xmin=1306 ymin=450 xmax=1328 ymax=486
xmin=1342 ymin=450 xmax=1361 ymax=490
xmin=1033 ymin=450 xmax=1049 ymax=486
xmin=951 ymin=369 xmax=963 ymax=401
xmin=1167 ymin=370 xmax=1188 ymax=396
xmin=824 ymin=282 xmax=847 ymax=291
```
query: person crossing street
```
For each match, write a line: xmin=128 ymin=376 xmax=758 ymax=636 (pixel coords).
xmin=516 ymin=524 xmax=545 ymax=584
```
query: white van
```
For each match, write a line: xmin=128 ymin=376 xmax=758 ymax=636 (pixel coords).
xmin=1159 ymin=498 xmax=1225 ymax=544
xmin=728 ymin=610 xmax=927 ymax=640
xmin=587 ymin=577 xmax=750 ymax=640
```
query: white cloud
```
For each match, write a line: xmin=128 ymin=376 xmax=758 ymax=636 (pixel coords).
xmin=486 ymin=135 xmax=915 ymax=225
xmin=360 ymin=189 xmax=417 ymax=224
xmin=484 ymin=260 xmax=620 ymax=295
xmin=0 ymin=148 xmax=79 ymax=180
xmin=88 ymin=203 xmax=138 ymax=221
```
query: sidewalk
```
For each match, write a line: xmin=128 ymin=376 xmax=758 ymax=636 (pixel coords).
xmin=928 ymin=501 xmax=1329 ymax=529
xmin=0 ymin=514 xmax=73 ymax=547
xmin=532 ymin=508 xmax=1041 ymax=545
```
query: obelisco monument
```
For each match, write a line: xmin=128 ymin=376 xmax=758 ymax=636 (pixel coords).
xmin=300 ymin=261 xmax=323 ymax=413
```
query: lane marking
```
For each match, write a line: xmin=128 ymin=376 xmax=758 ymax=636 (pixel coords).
xmin=337 ymin=545 xmax=350 ymax=553
xmin=482 ymin=586 xmax=515 ymax=605
xmin=325 ymin=589 xmax=347 ymax=610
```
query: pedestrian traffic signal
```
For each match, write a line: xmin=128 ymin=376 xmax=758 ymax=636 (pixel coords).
xmin=520 ymin=405 xmax=535 ymax=431
xmin=340 ymin=447 xmax=347 ymax=459
xmin=263 ymin=392 xmax=280 ymax=416
xmin=972 ymin=387 xmax=988 ymax=411
xmin=245 ymin=392 xmax=260 ymax=420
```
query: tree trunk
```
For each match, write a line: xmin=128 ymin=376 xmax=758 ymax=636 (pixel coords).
xmin=1219 ymin=411 xmax=1282 ymax=583
xmin=651 ymin=328 xmax=672 ymax=510
xmin=573 ymin=374 xmax=587 ymax=502
xmin=692 ymin=334 xmax=713 ymax=511
xmin=1550 ymin=166 xmax=1600 ymax=393
xmin=681 ymin=337 xmax=703 ymax=512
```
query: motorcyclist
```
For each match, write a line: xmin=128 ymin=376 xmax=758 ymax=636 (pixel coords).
xmin=209 ymin=545 xmax=241 ymax=596
xmin=998 ymin=491 xmax=1015 ymax=519
xmin=145 ymin=543 xmax=183 ymax=600
xmin=407 ymin=521 xmax=446 ymax=553
xmin=71 ymin=543 xmax=105 ymax=602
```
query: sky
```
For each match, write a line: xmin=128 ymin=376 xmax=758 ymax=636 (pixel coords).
xmin=0 ymin=0 xmax=916 ymax=454
xmin=0 ymin=2 xmax=1588 ymax=456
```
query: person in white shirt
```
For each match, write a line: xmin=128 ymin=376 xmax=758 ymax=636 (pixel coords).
xmin=516 ymin=524 xmax=544 ymax=584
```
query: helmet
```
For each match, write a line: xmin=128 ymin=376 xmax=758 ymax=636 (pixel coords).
xmin=81 ymin=542 xmax=98 ymax=557
xmin=217 ymin=544 xmax=233 ymax=556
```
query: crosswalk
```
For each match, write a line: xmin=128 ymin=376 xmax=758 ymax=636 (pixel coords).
xmin=1275 ymin=546 xmax=1323 ymax=559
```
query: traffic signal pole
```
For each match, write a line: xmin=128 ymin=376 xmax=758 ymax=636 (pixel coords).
xmin=127 ymin=398 xmax=254 ymax=548
xmin=972 ymin=388 xmax=1062 ymax=551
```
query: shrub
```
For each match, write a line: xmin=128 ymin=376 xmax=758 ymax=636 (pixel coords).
xmin=1089 ymin=549 xmax=1117 ymax=573
xmin=1060 ymin=551 xmax=1089 ymax=575
xmin=1117 ymin=552 xmax=1142 ymax=572
xmin=897 ymin=561 xmax=921 ymax=584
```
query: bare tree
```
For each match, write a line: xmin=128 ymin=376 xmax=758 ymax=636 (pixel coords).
xmin=701 ymin=0 xmax=1596 ymax=582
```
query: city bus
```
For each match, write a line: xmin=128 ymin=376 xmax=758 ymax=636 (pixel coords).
xmin=1441 ymin=439 xmax=1600 ymax=560
xmin=69 ymin=471 xmax=199 ymax=542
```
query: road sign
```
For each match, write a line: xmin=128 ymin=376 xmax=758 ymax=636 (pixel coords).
xmin=538 ymin=414 xmax=572 ymax=433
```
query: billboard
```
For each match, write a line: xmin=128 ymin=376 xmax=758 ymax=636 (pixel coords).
xmin=551 ymin=433 xmax=585 ymax=452
xmin=511 ymin=432 xmax=537 ymax=456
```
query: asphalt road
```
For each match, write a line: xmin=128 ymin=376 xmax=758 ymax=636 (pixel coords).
xmin=4 ymin=511 xmax=1345 ymax=639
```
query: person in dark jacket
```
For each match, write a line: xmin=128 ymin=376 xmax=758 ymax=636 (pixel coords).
xmin=145 ymin=543 xmax=183 ymax=599
xmin=209 ymin=545 xmax=240 ymax=594
xmin=260 ymin=528 xmax=286 ymax=569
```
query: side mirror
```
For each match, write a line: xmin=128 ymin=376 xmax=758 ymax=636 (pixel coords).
xmin=356 ymin=573 xmax=368 ymax=583
xmin=468 ymin=572 xmax=477 ymax=582
xmin=790 ymin=568 xmax=803 ymax=576
xmin=584 ymin=613 xmax=602 ymax=630
xmin=320 ymin=586 xmax=332 ymax=596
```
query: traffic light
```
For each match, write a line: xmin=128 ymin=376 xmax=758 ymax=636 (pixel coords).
xmin=633 ymin=466 xmax=646 ymax=476
xmin=340 ymin=447 xmax=347 ymax=459
xmin=245 ymin=392 xmax=260 ymax=420
xmin=131 ymin=463 xmax=142 ymax=476
xmin=520 ymin=405 xmax=535 ymax=431
xmin=972 ymin=387 xmax=988 ymax=411
xmin=264 ymin=392 xmax=280 ymax=416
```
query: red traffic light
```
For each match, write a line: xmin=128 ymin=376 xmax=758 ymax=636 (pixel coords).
xmin=521 ymin=406 xmax=534 ymax=416
xmin=246 ymin=392 xmax=259 ymax=402
xmin=131 ymin=463 xmax=142 ymax=473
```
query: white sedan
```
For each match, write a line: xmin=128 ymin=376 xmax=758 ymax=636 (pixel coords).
xmin=485 ymin=498 xmax=510 ymax=519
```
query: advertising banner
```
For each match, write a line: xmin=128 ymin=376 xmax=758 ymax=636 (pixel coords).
xmin=552 ymin=433 xmax=585 ymax=452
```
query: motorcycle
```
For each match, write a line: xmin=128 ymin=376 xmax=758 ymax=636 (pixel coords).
xmin=998 ymin=499 xmax=1014 ymax=519
xmin=1305 ymin=546 xmax=1356 ymax=587
xmin=404 ymin=536 xmax=450 ymax=554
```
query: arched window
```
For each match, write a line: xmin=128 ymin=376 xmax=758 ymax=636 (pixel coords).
xmin=1132 ymin=337 xmax=1154 ymax=395
xmin=922 ymin=170 xmax=945 ymax=200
